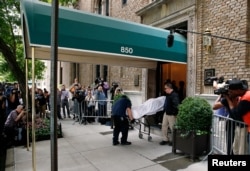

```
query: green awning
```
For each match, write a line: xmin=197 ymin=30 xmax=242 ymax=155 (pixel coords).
xmin=21 ymin=0 xmax=187 ymax=68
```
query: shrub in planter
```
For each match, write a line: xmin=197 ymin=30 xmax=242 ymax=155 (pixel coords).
xmin=28 ymin=118 xmax=63 ymax=141
xmin=175 ymin=96 xmax=213 ymax=135
xmin=173 ymin=96 xmax=213 ymax=160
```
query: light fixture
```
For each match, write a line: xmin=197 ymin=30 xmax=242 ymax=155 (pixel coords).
xmin=167 ymin=29 xmax=174 ymax=47
xmin=203 ymin=28 xmax=212 ymax=53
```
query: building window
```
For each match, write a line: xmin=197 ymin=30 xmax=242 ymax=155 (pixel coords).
xmin=122 ymin=0 xmax=127 ymax=5
xmin=95 ymin=65 xmax=108 ymax=81
xmin=106 ymin=0 xmax=109 ymax=16
xmin=98 ymin=0 xmax=102 ymax=14
xmin=96 ymin=65 xmax=100 ymax=78
xmin=103 ymin=65 xmax=108 ymax=81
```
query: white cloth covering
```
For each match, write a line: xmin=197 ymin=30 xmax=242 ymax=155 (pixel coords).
xmin=132 ymin=96 xmax=166 ymax=119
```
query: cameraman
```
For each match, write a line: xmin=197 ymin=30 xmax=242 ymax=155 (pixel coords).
xmin=213 ymin=76 xmax=227 ymax=117
xmin=6 ymin=83 xmax=20 ymax=117
xmin=213 ymin=92 xmax=239 ymax=155
xmin=226 ymin=79 xmax=250 ymax=154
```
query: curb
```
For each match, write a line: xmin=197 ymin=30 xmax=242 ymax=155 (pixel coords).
xmin=5 ymin=148 xmax=14 ymax=171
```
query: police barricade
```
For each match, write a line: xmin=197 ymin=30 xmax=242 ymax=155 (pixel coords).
xmin=74 ymin=99 xmax=113 ymax=125
xmin=210 ymin=114 xmax=249 ymax=155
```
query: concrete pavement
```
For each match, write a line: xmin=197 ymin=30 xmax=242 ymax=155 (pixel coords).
xmin=5 ymin=119 xmax=208 ymax=171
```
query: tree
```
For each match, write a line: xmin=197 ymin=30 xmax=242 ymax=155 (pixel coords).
xmin=0 ymin=0 xmax=46 ymax=104
xmin=0 ymin=0 xmax=79 ymax=104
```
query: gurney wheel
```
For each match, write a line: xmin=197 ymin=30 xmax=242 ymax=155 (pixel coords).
xmin=148 ymin=136 xmax=152 ymax=141
xmin=139 ymin=133 xmax=143 ymax=139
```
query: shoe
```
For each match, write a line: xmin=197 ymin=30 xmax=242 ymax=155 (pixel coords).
xmin=121 ymin=141 xmax=132 ymax=145
xmin=113 ymin=141 xmax=120 ymax=146
xmin=68 ymin=116 xmax=71 ymax=118
xmin=159 ymin=141 xmax=169 ymax=145
xmin=168 ymin=142 xmax=173 ymax=146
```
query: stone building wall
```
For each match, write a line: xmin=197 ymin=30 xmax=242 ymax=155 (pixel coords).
xmin=137 ymin=0 xmax=250 ymax=96
xmin=107 ymin=0 xmax=152 ymax=94
xmin=61 ymin=0 xmax=156 ymax=104
xmin=110 ymin=0 xmax=150 ymax=22
xmin=62 ymin=0 xmax=250 ymax=101
xmin=196 ymin=0 xmax=250 ymax=94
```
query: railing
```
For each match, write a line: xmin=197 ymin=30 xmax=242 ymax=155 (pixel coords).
xmin=71 ymin=99 xmax=113 ymax=124
xmin=209 ymin=114 xmax=249 ymax=155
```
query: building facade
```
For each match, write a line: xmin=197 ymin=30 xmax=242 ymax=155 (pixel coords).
xmin=50 ymin=0 xmax=250 ymax=105
xmin=137 ymin=0 xmax=250 ymax=98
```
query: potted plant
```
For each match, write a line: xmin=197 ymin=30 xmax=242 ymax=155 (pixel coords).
xmin=172 ymin=96 xmax=213 ymax=160
xmin=28 ymin=118 xmax=63 ymax=141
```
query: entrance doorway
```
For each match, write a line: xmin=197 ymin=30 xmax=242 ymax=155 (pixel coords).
xmin=157 ymin=62 xmax=187 ymax=99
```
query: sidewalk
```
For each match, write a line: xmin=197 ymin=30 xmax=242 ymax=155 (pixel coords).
xmin=5 ymin=119 xmax=208 ymax=171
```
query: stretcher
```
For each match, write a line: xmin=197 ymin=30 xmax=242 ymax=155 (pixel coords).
xmin=131 ymin=96 xmax=166 ymax=141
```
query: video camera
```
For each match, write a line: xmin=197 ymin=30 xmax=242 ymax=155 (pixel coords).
xmin=213 ymin=78 xmax=231 ymax=95
xmin=75 ymin=89 xmax=84 ymax=95
xmin=11 ymin=88 xmax=20 ymax=94
xmin=95 ymin=77 xmax=102 ymax=85
xmin=214 ymin=84 xmax=229 ymax=95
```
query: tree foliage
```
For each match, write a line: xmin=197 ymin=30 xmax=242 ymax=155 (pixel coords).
xmin=0 ymin=0 xmax=46 ymax=100
xmin=0 ymin=0 xmax=77 ymax=103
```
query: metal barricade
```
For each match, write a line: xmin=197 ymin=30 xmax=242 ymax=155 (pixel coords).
xmin=209 ymin=114 xmax=249 ymax=155
xmin=73 ymin=99 xmax=113 ymax=125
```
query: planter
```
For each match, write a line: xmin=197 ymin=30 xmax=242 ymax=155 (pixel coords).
xmin=28 ymin=120 xmax=63 ymax=142
xmin=172 ymin=129 xmax=210 ymax=160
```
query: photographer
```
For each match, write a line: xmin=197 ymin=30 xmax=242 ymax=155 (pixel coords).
xmin=94 ymin=85 xmax=107 ymax=124
xmin=110 ymin=82 xmax=119 ymax=102
xmin=36 ymin=89 xmax=47 ymax=118
xmin=5 ymin=84 xmax=20 ymax=117
xmin=213 ymin=78 xmax=240 ymax=155
xmin=226 ymin=79 xmax=250 ymax=154
xmin=213 ymin=76 xmax=228 ymax=117
xmin=213 ymin=92 xmax=239 ymax=155
xmin=72 ymin=84 xmax=85 ymax=121
xmin=3 ymin=105 xmax=26 ymax=147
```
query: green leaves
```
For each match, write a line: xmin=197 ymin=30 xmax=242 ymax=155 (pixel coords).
xmin=176 ymin=97 xmax=213 ymax=135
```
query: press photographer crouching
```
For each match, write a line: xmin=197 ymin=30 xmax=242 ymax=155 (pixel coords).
xmin=3 ymin=105 xmax=27 ymax=148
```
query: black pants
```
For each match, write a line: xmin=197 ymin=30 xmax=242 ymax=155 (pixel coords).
xmin=113 ymin=116 xmax=129 ymax=143
xmin=3 ymin=126 xmax=27 ymax=147
xmin=57 ymin=105 xmax=62 ymax=119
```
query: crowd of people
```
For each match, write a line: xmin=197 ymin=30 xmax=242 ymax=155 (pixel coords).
xmin=0 ymin=77 xmax=187 ymax=149
xmin=0 ymin=78 xmax=129 ymax=148
xmin=2 ymin=76 xmax=249 ymax=153
xmin=0 ymin=82 xmax=27 ymax=148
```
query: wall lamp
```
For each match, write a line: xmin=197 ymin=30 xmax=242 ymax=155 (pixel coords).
xmin=203 ymin=28 xmax=212 ymax=53
xmin=167 ymin=29 xmax=174 ymax=47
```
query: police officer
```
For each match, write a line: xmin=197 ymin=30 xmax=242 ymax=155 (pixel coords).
xmin=112 ymin=95 xmax=134 ymax=145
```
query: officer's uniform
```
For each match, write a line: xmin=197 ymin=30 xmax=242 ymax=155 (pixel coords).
xmin=112 ymin=95 xmax=131 ymax=145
